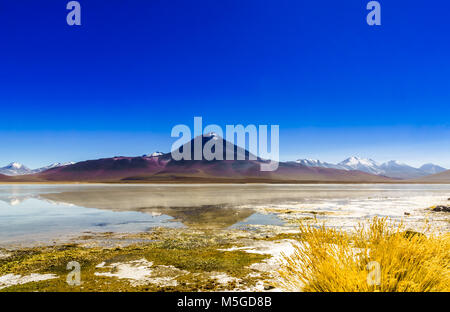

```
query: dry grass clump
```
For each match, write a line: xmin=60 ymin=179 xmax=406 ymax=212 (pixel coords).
xmin=278 ymin=217 xmax=450 ymax=292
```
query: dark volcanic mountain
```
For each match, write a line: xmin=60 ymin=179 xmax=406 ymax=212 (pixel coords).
xmin=0 ymin=135 xmax=393 ymax=183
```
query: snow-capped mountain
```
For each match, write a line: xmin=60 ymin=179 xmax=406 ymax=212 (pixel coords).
xmin=419 ymin=163 xmax=447 ymax=175
xmin=32 ymin=162 xmax=76 ymax=174
xmin=297 ymin=156 xmax=384 ymax=175
xmin=379 ymin=160 xmax=427 ymax=179
xmin=0 ymin=162 xmax=33 ymax=176
xmin=338 ymin=157 xmax=383 ymax=175
xmin=0 ymin=162 xmax=75 ymax=176
xmin=296 ymin=159 xmax=346 ymax=170
xmin=143 ymin=152 xmax=164 ymax=158
xmin=295 ymin=157 xmax=447 ymax=179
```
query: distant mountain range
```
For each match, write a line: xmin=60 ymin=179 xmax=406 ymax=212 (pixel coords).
xmin=295 ymin=157 xmax=447 ymax=179
xmin=413 ymin=169 xmax=450 ymax=183
xmin=0 ymin=162 xmax=75 ymax=176
xmin=0 ymin=138 xmax=448 ymax=183
xmin=0 ymin=136 xmax=392 ymax=183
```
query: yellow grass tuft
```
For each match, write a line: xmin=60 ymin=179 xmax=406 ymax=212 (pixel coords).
xmin=278 ymin=217 xmax=450 ymax=292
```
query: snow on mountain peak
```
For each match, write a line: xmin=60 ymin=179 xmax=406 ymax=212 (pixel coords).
xmin=296 ymin=159 xmax=320 ymax=165
xmin=419 ymin=163 xmax=447 ymax=175
xmin=0 ymin=161 xmax=77 ymax=176
xmin=0 ymin=162 xmax=32 ymax=176
xmin=31 ymin=162 xmax=75 ymax=174
xmin=338 ymin=157 xmax=380 ymax=172
xmin=296 ymin=156 xmax=447 ymax=179
xmin=204 ymin=132 xmax=220 ymax=140
xmin=296 ymin=159 xmax=347 ymax=170
xmin=383 ymin=160 xmax=406 ymax=167
xmin=143 ymin=152 xmax=163 ymax=158
xmin=9 ymin=162 xmax=24 ymax=169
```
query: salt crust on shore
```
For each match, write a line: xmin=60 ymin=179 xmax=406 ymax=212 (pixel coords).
xmin=94 ymin=258 xmax=186 ymax=287
xmin=0 ymin=251 xmax=11 ymax=259
xmin=0 ymin=273 xmax=57 ymax=290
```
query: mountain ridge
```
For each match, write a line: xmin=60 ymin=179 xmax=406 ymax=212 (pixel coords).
xmin=0 ymin=162 xmax=75 ymax=176
xmin=0 ymin=137 xmax=392 ymax=183
xmin=1 ymin=139 xmax=447 ymax=182
xmin=295 ymin=156 xmax=446 ymax=179
xmin=412 ymin=169 xmax=450 ymax=183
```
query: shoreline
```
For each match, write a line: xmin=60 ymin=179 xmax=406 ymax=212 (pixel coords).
xmin=1 ymin=210 xmax=448 ymax=292
xmin=1 ymin=188 xmax=448 ymax=291
xmin=0 ymin=226 xmax=296 ymax=292
xmin=1 ymin=181 xmax=450 ymax=185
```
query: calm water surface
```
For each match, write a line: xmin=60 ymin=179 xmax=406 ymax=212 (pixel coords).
xmin=0 ymin=184 xmax=449 ymax=246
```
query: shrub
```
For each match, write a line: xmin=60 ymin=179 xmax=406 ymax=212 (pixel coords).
xmin=278 ymin=217 xmax=450 ymax=292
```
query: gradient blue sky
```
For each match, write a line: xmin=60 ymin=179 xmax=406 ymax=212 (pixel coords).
xmin=1 ymin=1 xmax=449 ymax=168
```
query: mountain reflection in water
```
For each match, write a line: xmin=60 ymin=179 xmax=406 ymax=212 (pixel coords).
xmin=1 ymin=184 xmax=449 ymax=246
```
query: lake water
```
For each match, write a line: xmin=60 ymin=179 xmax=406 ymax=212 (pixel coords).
xmin=0 ymin=184 xmax=449 ymax=246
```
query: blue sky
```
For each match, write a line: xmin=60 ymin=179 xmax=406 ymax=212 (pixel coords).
xmin=0 ymin=1 xmax=449 ymax=168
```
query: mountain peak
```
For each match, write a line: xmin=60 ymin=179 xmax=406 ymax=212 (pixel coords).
xmin=296 ymin=157 xmax=447 ymax=179
xmin=0 ymin=161 xmax=77 ymax=176
xmin=419 ymin=163 xmax=447 ymax=175
xmin=339 ymin=157 xmax=379 ymax=167
xmin=0 ymin=162 xmax=32 ymax=176
xmin=143 ymin=152 xmax=164 ymax=158
xmin=8 ymin=162 xmax=25 ymax=169
xmin=204 ymin=132 xmax=220 ymax=141
xmin=295 ymin=159 xmax=346 ymax=170
xmin=384 ymin=160 xmax=406 ymax=166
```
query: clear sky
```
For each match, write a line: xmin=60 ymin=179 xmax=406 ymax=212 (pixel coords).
xmin=0 ymin=1 xmax=449 ymax=168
